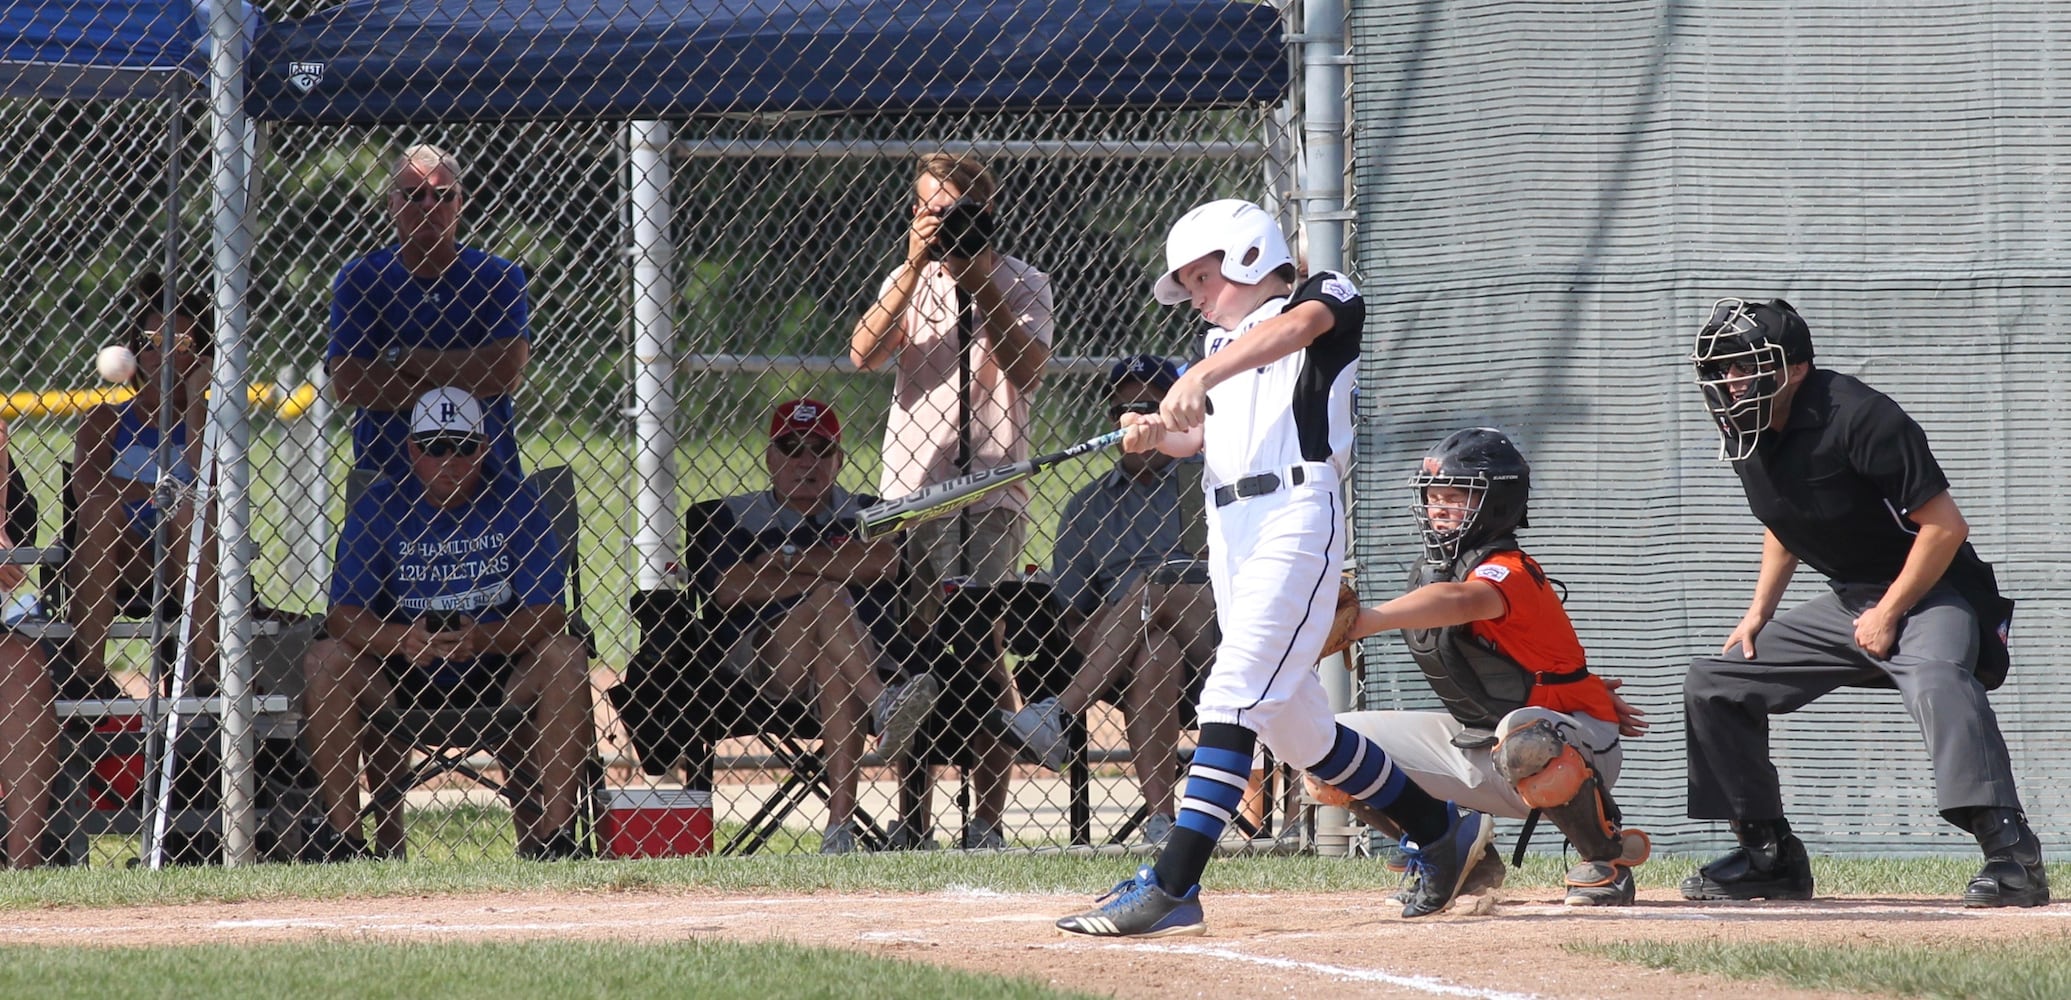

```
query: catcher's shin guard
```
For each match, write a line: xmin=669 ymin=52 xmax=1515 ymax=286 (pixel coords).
xmin=1492 ymin=719 xmax=1649 ymax=869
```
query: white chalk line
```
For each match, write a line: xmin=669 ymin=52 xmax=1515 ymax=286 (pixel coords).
xmin=1116 ymin=942 xmax=1546 ymax=1000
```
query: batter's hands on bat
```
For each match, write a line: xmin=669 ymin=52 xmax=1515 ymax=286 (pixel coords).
xmin=1721 ymin=611 xmax=1768 ymax=659
xmin=1159 ymin=368 xmax=1210 ymax=433
xmin=1118 ymin=410 xmax=1167 ymax=454
xmin=1853 ymin=601 xmax=1899 ymax=659
xmin=1602 ymin=677 xmax=1650 ymax=739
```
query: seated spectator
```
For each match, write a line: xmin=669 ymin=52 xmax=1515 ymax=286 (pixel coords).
xmin=301 ymin=388 xmax=590 ymax=861
xmin=1002 ymin=356 xmax=1218 ymax=845
xmin=67 ymin=274 xmax=214 ymax=696
xmin=683 ymin=399 xmax=941 ymax=854
xmin=1 ymin=416 xmax=58 ymax=868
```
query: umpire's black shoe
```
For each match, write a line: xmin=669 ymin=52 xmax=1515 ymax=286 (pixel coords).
xmin=1963 ymin=810 xmax=2049 ymax=908
xmin=1679 ymin=821 xmax=1814 ymax=901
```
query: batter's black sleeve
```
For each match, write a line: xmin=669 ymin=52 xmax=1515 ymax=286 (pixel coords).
xmin=1285 ymin=270 xmax=1365 ymax=348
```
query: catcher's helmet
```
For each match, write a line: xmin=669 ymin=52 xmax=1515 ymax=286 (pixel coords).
xmin=1153 ymin=199 xmax=1294 ymax=306
xmin=1411 ymin=427 xmax=1531 ymax=563
xmin=1691 ymin=297 xmax=1813 ymax=461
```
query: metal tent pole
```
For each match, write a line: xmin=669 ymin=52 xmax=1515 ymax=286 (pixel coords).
xmin=1294 ymin=0 xmax=1356 ymax=859
xmin=206 ymin=0 xmax=260 ymax=866
xmin=137 ymin=88 xmax=185 ymax=868
xmin=628 ymin=120 xmax=680 ymax=591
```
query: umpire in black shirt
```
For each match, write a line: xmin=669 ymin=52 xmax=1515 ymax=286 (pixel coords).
xmin=1681 ymin=297 xmax=2047 ymax=908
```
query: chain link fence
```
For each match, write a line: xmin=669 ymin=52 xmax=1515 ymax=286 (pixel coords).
xmin=1 ymin=0 xmax=1305 ymax=865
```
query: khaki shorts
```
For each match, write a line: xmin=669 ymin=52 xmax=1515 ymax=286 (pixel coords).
xmin=903 ymin=506 xmax=1026 ymax=625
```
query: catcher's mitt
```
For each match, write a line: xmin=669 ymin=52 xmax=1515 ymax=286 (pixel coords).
xmin=1319 ymin=581 xmax=1363 ymax=664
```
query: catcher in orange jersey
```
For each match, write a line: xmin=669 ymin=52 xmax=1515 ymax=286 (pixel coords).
xmin=1322 ymin=427 xmax=1652 ymax=906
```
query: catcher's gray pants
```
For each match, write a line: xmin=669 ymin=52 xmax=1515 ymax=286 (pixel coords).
xmin=1336 ymin=707 xmax=1624 ymax=819
xmin=1684 ymin=582 xmax=2023 ymax=823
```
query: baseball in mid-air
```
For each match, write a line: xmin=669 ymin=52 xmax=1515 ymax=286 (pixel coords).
xmin=96 ymin=345 xmax=137 ymax=383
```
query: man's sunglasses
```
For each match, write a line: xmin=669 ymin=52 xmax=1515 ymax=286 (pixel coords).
xmin=396 ymin=186 xmax=459 ymax=206
xmin=1108 ymin=400 xmax=1158 ymax=422
xmin=772 ymin=435 xmax=837 ymax=458
xmin=416 ymin=436 xmax=483 ymax=458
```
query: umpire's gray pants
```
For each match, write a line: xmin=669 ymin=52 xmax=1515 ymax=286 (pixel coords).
xmin=1684 ymin=583 xmax=2023 ymax=823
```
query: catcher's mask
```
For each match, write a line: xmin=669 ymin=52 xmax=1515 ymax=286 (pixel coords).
xmin=1692 ymin=297 xmax=1812 ymax=461
xmin=1411 ymin=427 xmax=1531 ymax=564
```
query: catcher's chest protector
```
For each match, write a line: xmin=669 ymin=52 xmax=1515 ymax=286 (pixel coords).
xmin=1401 ymin=537 xmax=1534 ymax=731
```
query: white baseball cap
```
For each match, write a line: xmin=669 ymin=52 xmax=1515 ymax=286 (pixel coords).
xmin=410 ymin=387 xmax=486 ymax=439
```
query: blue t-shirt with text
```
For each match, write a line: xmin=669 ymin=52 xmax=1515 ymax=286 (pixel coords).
xmin=327 ymin=244 xmax=530 ymax=481
xmin=329 ymin=472 xmax=564 ymax=674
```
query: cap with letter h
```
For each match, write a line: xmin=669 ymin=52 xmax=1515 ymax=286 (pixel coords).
xmin=411 ymin=386 xmax=486 ymax=441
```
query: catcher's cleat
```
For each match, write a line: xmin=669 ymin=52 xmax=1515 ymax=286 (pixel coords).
xmin=1563 ymin=860 xmax=1636 ymax=907
xmin=1056 ymin=866 xmax=1206 ymax=938
xmin=1680 ymin=822 xmax=1813 ymax=901
xmin=1399 ymin=804 xmax=1494 ymax=918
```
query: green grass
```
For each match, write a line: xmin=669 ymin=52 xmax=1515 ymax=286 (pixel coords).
xmin=1574 ymin=939 xmax=2071 ymax=1000
xmin=0 ymin=939 xmax=1097 ymax=1000
xmin=9 ymin=842 xmax=2058 ymax=912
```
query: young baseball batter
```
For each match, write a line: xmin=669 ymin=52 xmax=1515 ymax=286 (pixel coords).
xmin=1057 ymin=200 xmax=1493 ymax=937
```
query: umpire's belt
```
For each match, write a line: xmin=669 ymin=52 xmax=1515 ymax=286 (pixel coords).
xmin=1212 ymin=463 xmax=1332 ymax=508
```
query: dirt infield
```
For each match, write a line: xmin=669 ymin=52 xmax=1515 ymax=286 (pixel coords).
xmin=3 ymin=886 xmax=2065 ymax=999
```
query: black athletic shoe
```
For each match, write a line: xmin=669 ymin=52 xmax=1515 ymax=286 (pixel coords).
xmin=520 ymin=828 xmax=592 ymax=861
xmin=297 ymin=821 xmax=372 ymax=864
xmin=1679 ymin=833 xmax=1814 ymax=901
xmin=1964 ymin=809 xmax=2050 ymax=908
xmin=1390 ymin=842 xmax=1505 ymax=904
xmin=1399 ymin=805 xmax=1494 ymax=918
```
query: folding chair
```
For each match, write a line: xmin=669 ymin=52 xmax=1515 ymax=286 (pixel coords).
xmin=610 ymin=585 xmax=893 ymax=855
xmin=354 ymin=466 xmax=602 ymax=858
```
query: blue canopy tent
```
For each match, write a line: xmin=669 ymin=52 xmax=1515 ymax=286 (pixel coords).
xmin=0 ymin=0 xmax=203 ymax=98
xmin=244 ymin=0 xmax=1286 ymax=123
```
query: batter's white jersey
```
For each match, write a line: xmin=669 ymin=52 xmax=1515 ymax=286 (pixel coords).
xmin=1199 ymin=270 xmax=1362 ymax=489
xmin=1189 ymin=269 xmax=1365 ymax=769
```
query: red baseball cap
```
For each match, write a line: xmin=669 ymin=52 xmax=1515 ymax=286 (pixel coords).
xmin=769 ymin=398 xmax=841 ymax=443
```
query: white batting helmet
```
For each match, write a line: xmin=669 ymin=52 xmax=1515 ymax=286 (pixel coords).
xmin=1153 ymin=199 xmax=1294 ymax=306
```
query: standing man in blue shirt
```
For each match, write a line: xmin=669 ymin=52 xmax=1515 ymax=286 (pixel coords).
xmin=300 ymin=388 xmax=590 ymax=861
xmin=329 ymin=144 xmax=532 ymax=482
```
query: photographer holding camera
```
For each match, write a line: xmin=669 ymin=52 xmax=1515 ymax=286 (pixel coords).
xmin=849 ymin=153 xmax=1055 ymax=849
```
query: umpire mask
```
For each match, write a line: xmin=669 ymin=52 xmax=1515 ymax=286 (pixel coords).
xmin=1410 ymin=428 xmax=1531 ymax=565
xmin=1692 ymin=297 xmax=1811 ymax=461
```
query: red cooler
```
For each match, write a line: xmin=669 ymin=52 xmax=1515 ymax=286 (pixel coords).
xmin=601 ymin=787 xmax=713 ymax=858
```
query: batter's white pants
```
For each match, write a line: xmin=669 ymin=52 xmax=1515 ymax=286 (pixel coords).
xmin=1194 ymin=466 xmax=1344 ymax=769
